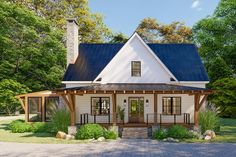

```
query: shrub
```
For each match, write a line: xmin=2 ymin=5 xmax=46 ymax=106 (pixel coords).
xmin=76 ymin=124 xmax=105 ymax=140
xmin=199 ymin=110 xmax=220 ymax=134
xmin=105 ymin=130 xmax=118 ymax=139
xmin=9 ymin=119 xmax=31 ymax=133
xmin=153 ymin=128 xmax=167 ymax=139
xmin=51 ymin=109 xmax=70 ymax=133
xmin=31 ymin=122 xmax=52 ymax=133
xmin=167 ymin=125 xmax=191 ymax=139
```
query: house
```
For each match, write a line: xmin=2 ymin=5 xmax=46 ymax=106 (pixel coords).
xmin=17 ymin=19 xmax=212 ymax=129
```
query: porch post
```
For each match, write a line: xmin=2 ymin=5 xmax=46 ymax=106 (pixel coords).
xmin=25 ymin=96 xmax=29 ymax=122
xmin=154 ymin=93 xmax=158 ymax=124
xmin=42 ymin=96 xmax=45 ymax=122
xmin=194 ymin=94 xmax=200 ymax=126
xmin=112 ymin=93 xmax=117 ymax=125
xmin=70 ymin=94 xmax=76 ymax=126
xmin=61 ymin=94 xmax=76 ymax=126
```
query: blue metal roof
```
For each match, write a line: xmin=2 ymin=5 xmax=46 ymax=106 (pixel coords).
xmin=63 ymin=43 xmax=209 ymax=81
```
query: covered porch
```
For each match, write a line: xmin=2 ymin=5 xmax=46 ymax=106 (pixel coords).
xmin=54 ymin=83 xmax=213 ymax=127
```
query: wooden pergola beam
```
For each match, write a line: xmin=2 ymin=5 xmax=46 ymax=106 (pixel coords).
xmin=18 ymin=97 xmax=25 ymax=112
xmin=199 ymin=95 xmax=208 ymax=108
xmin=55 ymin=90 xmax=213 ymax=95
xmin=61 ymin=94 xmax=73 ymax=112
xmin=61 ymin=94 xmax=76 ymax=126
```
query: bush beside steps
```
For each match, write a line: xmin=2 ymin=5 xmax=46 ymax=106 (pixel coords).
xmin=153 ymin=125 xmax=196 ymax=142
xmin=76 ymin=124 xmax=118 ymax=141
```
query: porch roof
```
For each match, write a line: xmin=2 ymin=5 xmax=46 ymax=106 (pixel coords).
xmin=55 ymin=83 xmax=213 ymax=94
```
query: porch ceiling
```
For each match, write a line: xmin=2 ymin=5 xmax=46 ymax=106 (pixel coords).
xmin=55 ymin=83 xmax=213 ymax=95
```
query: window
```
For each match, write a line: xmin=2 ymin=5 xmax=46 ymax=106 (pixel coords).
xmin=131 ymin=61 xmax=141 ymax=76
xmin=91 ymin=97 xmax=110 ymax=115
xmin=28 ymin=97 xmax=42 ymax=122
xmin=162 ymin=97 xmax=181 ymax=115
xmin=45 ymin=97 xmax=59 ymax=122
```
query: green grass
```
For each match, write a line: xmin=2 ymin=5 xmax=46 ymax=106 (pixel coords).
xmin=0 ymin=119 xmax=87 ymax=144
xmin=183 ymin=118 xmax=236 ymax=143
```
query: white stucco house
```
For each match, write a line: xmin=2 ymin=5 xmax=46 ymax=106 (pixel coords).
xmin=17 ymin=19 xmax=212 ymax=129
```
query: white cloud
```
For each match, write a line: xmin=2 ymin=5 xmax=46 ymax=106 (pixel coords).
xmin=191 ymin=0 xmax=200 ymax=8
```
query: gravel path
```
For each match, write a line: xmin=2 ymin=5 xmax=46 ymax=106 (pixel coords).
xmin=0 ymin=139 xmax=235 ymax=157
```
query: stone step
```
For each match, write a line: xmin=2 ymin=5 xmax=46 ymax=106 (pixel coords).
xmin=122 ymin=127 xmax=148 ymax=139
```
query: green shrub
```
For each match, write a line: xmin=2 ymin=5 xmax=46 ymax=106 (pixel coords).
xmin=51 ymin=109 xmax=70 ymax=133
xmin=153 ymin=128 xmax=167 ymax=139
xmin=31 ymin=122 xmax=52 ymax=133
xmin=9 ymin=119 xmax=31 ymax=133
xmin=167 ymin=125 xmax=191 ymax=139
xmin=105 ymin=130 xmax=118 ymax=139
xmin=199 ymin=110 xmax=220 ymax=134
xmin=76 ymin=124 xmax=105 ymax=140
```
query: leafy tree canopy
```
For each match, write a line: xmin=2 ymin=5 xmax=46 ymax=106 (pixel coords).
xmin=7 ymin=0 xmax=112 ymax=43
xmin=109 ymin=33 xmax=128 ymax=43
xmin=136 ymin=18 xmax=192 ymax=43
xmin=0 ymin=79 xmax=30 ymax=115
xmin=193 ymin=0 xmax=236 ymax=78
xmin=0 ymin=1 xmax=66 ymax=91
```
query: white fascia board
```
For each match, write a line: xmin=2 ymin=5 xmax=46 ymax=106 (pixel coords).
xmin=94 ymin=32 xmax=178 ymax=82
xmin=62 ymin=81 xmax=98 ymax=84
xmin=178 ymin=81 xmax=209 ymax=84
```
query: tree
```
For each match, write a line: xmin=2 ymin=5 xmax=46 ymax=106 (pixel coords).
xmin=193 ymin=0 xmax=236 ymax=117
xmin=211 ymin=78 xmax=236 ymax=118
xmin=7 ymin=0 xmax=112 ymax=43
xmin=0 ymin=1 xmax=66 ymax=91
xmin=136 ymin=17 xmax=192 ymax=43
xmin=0 ymin=79 xmax=30 ymax=115
xmin=109 ymin=33 xmax=128 ymax=43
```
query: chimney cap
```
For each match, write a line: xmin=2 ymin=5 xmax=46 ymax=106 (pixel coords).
xmin=66 ymin=18 xmax=78 ymax=26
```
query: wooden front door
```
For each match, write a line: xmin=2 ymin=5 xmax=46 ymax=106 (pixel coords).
xmin=128 ymin=97 xmax=144 ymax=123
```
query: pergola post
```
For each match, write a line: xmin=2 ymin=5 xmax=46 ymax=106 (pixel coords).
xmin=25 ymin=96 xmax=29 ymax=122
xmin=112 ymin=93 xmax=117 ymax=125
xmin=154 ymin=93 xmax=158 ymax=124
xmin=194 ymin=94 xmax=200 ymax=126
xmin=42 ymin=96 xmax=45 ymax=122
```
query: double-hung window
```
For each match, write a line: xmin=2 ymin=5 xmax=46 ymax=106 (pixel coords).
xmin=91 ymin=97 xmax=110 ymax=115
xmin=131 ymin=61 xmax=141 ymax=77
xmin=162 ymin=97 xmax=181 ymax=115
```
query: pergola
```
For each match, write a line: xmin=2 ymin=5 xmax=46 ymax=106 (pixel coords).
xmin=54 ymin=83 xmax=213 ymax=126
xmin=16 ymin=91 xmax=60 ymax=122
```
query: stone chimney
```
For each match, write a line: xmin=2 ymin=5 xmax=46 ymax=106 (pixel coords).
xmin=66 ymin=18 xmax=79 ymax=66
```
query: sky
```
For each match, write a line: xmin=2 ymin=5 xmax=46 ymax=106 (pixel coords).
xmin=89 ymin=0 xmax=220 ymax=36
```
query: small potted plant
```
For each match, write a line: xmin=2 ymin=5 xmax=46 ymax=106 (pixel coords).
xmin=117 ymin=105 xmax=125 ymax=124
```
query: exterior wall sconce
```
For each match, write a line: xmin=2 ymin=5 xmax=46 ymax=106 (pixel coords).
xmin=146 ymin=99 xmax=149 ymax=107
xmin=123 ymin=99 xmax=127 ymax=107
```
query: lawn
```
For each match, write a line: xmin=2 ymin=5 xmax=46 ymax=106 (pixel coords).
xmin=212 ymin=118 xmax=236 ymax=143
xmin=0 ymin=119 xmax=85 ymax=144
xmin=183 ymin=118 xmax=236 ymax=143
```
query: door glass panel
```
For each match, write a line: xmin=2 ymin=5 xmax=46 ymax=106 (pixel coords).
xmin=129 ymin=97 xmax=144 ymax=123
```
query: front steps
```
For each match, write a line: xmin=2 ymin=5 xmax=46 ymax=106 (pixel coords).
xmin=122 ymin=127 xmax=148 ymax=139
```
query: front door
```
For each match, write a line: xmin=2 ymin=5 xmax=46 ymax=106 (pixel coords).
xmin=129 ymin=97 xmax=144 ymax=123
